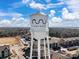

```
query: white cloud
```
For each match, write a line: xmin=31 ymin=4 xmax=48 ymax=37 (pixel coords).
xmin=58 ymin=0 xmax=79 ymax=20
xmin=48 ymin=9 xmax=63 ymax=27
xmin=0 ymin=12 xmax=23 ymax=17
xmin=0 ymin=17 xmax=30 ymax=27
xmin=21 ymin=0 xmax=64 ymax=10
xmin=62 ymin=8 xmax=79 ymax=20
xmin=49 ymin=10 xmax=55 ymax=17
xmin=46 ymin=2 xmax=64 ymax=8
xmin=22 ymin=0 xmax=30 ymax=4
xmin=58 ymin=0 xmax=79 ymax=12
xmin=29 ymin=1 xmax=46 ymax=10
xmin=51 ymin=17 xmax=62 ymax=23
xmin=0 ymin=20 xmax=11 ymax=27
xmin=59 ymin=0 xmax=79 ymax=13
xmin=22 ymin=0 xmax=47 ymax=10
xmin=29 ymin=1 xmax=64 ymax=10
xmin=49 ymin=8 xmax=79 ymax=27
xmin=49 ymin=17 xmax=62 ymax=27
xmin=65 ymin=0 xmax=79 ymax=12
xmin=11 ymin=17 xmax=30 ymax=27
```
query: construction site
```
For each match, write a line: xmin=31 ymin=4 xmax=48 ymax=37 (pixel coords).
xmin=0 ymin=37 xmax=27 ymax=59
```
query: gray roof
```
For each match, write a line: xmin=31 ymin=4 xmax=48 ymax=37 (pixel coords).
xmin=0 ymin=45 xmax=9 ymax=52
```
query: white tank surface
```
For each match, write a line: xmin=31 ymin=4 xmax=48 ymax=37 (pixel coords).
xmin=31 ymin=14 xmax=48 ymax=31
xmin=30 ymin=14 xmax=48 ymax=28
xmin=30 ymin=13 xmax=49 ymax=39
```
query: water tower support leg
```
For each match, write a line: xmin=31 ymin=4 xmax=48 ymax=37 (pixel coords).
xmin=38 ymin=39 xmax=41 ymax=59
xmin=44 ymin=38 xmax=47 ymax=59
xmin=47 ymin=37 xmax=50 ymax=59
xmin=30 ymin=37 xmax=33 ymax=59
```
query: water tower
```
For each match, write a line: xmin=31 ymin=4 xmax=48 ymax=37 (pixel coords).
xmin=30 ymin=13 xmax=50 ymax=59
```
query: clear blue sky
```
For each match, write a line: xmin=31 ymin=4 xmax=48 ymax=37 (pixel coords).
xmin=0 ymin=0 xmax=79 ymax=27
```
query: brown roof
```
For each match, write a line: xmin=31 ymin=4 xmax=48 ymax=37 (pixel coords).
xmin=31 ymin=13 xmax=47 ymax=16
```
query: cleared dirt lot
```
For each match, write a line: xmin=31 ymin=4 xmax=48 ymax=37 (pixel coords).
xmin=0 ymin=37 xmax=20 ymax=45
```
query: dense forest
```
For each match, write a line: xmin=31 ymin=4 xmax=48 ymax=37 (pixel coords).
xmin=0 ymin=27 xmax=29 ymax=37
xmin=0 ymin=27 xmax=79 ymax=38
xmin=49 ymin=28 xmax=79 ymax=38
